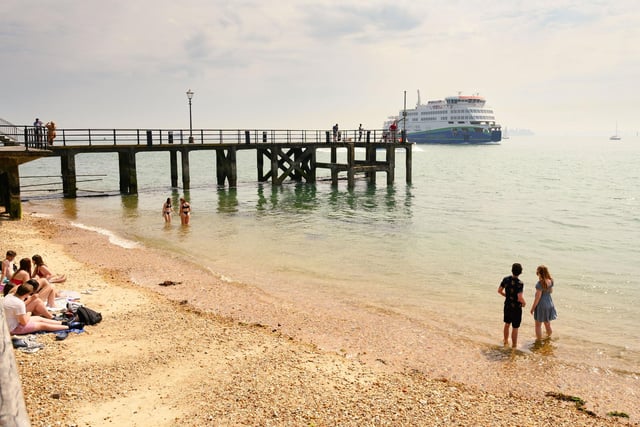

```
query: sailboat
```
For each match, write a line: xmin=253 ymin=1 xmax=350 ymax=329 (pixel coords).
xmin=610 ymin=123 xmax=621 ymax=140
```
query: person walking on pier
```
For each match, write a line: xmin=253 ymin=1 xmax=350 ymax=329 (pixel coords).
xmin=179 ymin=197 xmax=191 ymax=225
xmin=332 ymin=123 xmax=339 ymax=142
xmin=358 ymin=124 xmax=363 ymax=141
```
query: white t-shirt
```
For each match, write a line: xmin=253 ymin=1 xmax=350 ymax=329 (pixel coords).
xmin=3 ymin=293 xmax=26 ymax=332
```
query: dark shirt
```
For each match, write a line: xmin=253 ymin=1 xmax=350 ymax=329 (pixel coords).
xmin=500 ymin=275 xmax=523 ymax=309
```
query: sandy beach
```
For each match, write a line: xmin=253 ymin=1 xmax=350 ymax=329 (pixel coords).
xmin=2 ymin=212 xmax=637 ymax=426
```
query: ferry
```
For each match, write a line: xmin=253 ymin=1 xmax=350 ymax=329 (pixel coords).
xmin=384 ymin=91 xmax=502 ymax=144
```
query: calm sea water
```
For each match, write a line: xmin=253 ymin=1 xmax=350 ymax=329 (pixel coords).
xmin=19 ymin=135 xmax=640 ymax=373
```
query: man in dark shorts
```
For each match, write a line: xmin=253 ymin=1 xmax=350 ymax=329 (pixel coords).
xmin=498 ymin=263 xmax=526 ymax=348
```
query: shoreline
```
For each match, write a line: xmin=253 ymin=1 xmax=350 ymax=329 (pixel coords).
xmin=3 ymin=212 xmax=637 ymax=426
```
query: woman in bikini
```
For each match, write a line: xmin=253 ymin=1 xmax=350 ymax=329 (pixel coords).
xmin=162 ymin=197 xmax=173 ymax=223
xmin=10 ymin=258 xmax=57 ymax=311
xmin=32 ymin=254 xmax=66 ymax=284
xmin=179 ymin=197 xmax=191 ymax=225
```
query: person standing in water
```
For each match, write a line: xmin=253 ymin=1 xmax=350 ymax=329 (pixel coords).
xmin=162 ymin=197 xmax=173 ymax=223
xmin=498 ymin=262 xmax=526 ymax=348
xmin=179 ymin=197 xmax=191 ymax=225
xmin=530 ymin=265 xmax=557 ymax=340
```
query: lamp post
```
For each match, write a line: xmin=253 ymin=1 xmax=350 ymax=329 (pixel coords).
xmin=186 ymin=89 xmax=194 ymax=143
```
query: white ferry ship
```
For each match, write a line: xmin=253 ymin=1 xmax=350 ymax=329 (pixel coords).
xmin=384 ymin=91 xmax=502 ymax=144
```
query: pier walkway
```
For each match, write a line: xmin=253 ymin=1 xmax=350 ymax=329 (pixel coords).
xmin=1 ymin=125 xmax=412 ymax=219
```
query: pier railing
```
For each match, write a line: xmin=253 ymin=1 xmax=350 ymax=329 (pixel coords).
xmin=13 ymin=126 xmax=404 ymax=148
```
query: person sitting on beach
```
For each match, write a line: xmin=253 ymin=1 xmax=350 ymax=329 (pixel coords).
xmin=3 ymin=279 xmax=55 ymax=319
xmin=32 ymin=254 xmax=67 ymax=284
xmin=162 ymin=197 xmax=173 ymax=223
xmin=1 ymin=250 xmax=17 ymax=286
xmin=3 ymin=282 xmax=68 ymax=335
xmin=10 ymin=258 xmax=57 ymax=309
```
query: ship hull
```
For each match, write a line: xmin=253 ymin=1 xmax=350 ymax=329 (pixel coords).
xmin=407 ymin=127 xmax=501 ymax=144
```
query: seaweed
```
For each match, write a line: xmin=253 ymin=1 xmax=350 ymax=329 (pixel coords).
xmin=545 ymin=392 xmax=596 ymax=417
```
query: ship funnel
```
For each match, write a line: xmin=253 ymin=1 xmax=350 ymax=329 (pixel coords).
xmin=416 ymin=90 xmax=421 ymax=107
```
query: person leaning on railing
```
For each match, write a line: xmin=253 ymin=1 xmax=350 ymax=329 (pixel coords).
xmin=45 ymin=121 xmax=57 ymax=145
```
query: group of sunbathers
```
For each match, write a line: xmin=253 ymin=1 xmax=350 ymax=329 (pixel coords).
xmin=2 ymin=250 xmax=75 ymax=335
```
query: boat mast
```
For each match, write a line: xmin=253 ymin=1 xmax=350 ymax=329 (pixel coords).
xmin=403 ymin=90 xmax=407 ymax=142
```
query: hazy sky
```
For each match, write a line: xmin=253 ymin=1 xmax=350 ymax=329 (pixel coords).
xmin=2 ymin=0 xmax=638 ymax=136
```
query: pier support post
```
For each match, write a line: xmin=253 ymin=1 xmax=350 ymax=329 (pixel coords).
xmin=366 ymin=145 xmax=377 ymax=184
xmin=347 ymin=143 xmax=355 ymax=189
xmin=181 ymin=150 xmax=190 ymax=190
xmin=118 ymin=150 xmax=138 ymax=194
xmin=257 ymin=148 xmax=266 ymax=182
xmin=215 ymin=148 xmax=237 ymax=187
xmin=0 ymin=164 xmax=22 ymax=219
xmin=170 ymin=151 xmax=178 ymax=188
xmin=270 ymin=147 xmax=279 ymax=186
xmin=386 ymin=145 xmax=395 ymax=185
xmin=61 ymin=153 xmax=77 ymax=198
xmin=330 ymin=147 xmax=338 ymax=186
xmin=405 ymin=144 xmax=412 ymax=184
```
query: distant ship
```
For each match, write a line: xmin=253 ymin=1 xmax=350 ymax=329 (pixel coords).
xmin=610 ymin=122 xmax=621 ymax=141
xmin=384 ymin=91 xmax=502 ymax=144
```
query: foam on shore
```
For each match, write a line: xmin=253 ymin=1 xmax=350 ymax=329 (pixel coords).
xmin=70 ymin=222 xmax=140 ymax=249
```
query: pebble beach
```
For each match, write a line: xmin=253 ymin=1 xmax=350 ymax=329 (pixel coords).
xmin=3 ymin=212 xmax=637 ymax=426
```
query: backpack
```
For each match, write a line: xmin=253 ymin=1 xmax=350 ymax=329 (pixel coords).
xmin=75 ymin=305 xmax=103 ymax=325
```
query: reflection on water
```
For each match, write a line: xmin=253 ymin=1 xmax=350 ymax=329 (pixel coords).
xmin=217 ymin=188 xmax=239 ymax=213
xmin=61 ymin=198 xmax=78 ymax=220
xmin=530 ymin=338 xmax=557 ymax=357
xmin=121 ymin=194 xmax=139 ymax=215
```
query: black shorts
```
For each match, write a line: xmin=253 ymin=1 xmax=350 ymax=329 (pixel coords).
xmin=503 ymin=306 xmax=523 ymax=328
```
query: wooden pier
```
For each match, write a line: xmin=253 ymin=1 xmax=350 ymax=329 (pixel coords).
xmin=1 ymin=126 xmax=412 ymax=219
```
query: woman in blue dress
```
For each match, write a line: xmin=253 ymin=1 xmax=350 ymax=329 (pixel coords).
xmin=530 ymin=265 xmax=557 ymax=340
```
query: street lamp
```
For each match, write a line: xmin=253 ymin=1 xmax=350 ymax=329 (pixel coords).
xmin=186 ymin=89 xmax=194 ymax=143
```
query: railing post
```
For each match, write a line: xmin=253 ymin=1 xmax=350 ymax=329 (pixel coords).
xmin=136 ymin=129 xmax=140 ymax=145
xmin=88 ymin=129 xmax=92 ymax=146
xmin=200 ymin=129 xmax=204 ymax=144
xmin=62 ymin=129 xmax=66 ymax=146
xmin=23 ymin=127 xmax=28 ymax=151
xmin=113 ymin=129 xmax=117 ymax=145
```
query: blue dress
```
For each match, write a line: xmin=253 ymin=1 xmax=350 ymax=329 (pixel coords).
xmin=534 ymin=281 xmax=557 ymax=322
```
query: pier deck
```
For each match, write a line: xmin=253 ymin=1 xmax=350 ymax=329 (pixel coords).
xmin=1 ymin=126 xmax=412 ymax=219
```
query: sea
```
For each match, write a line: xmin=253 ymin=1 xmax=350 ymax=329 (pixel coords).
xmin=18 ymin=134 xmax=640 ymax=375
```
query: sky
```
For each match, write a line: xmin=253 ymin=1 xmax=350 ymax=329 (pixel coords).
xmin=2 ymin=0 xmax=639 ymax=136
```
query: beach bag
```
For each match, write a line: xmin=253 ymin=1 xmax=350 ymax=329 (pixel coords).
xmin=75 ymin=305 xmax=103 ymax=325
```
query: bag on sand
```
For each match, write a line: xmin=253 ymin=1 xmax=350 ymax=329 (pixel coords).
xmin=75 ymin=305 xmax=103 ymax=325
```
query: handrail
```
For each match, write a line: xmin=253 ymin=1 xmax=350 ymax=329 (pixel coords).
xmin=6 ymin=127 xmax=404 ymax=147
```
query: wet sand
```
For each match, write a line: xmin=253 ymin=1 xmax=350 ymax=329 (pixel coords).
xmin=4 ymin=212 xmax=637 ymax=426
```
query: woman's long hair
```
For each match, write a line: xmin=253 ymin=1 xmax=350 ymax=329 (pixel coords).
xmin=12 ymin=258 xmax=32 ymax=279
xmin=31 ymin=254 xmax=45 ymax=276
xmin=536 ymin=265 xmax=553 ymax=290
